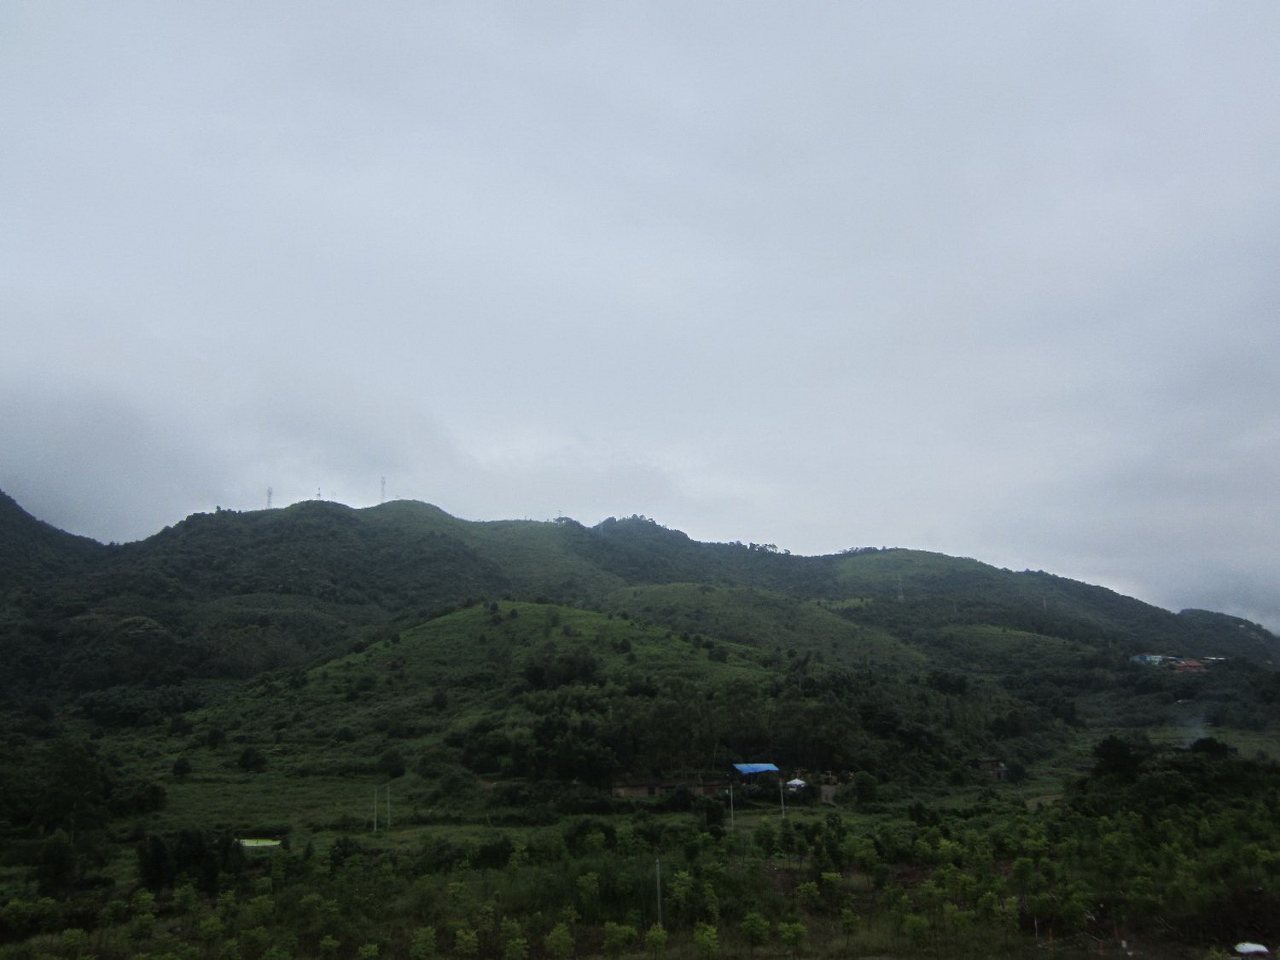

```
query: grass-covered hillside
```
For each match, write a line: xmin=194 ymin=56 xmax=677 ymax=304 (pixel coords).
xmin=4 ymin=490 xmax=1280 ymax=959
xmin=1 ymin=493 xmax=1274 ymax=708
xmin=3 ymin=488 xmax=1279 ymax=785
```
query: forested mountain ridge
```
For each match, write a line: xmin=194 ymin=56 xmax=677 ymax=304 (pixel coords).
xmin=1 ymin=490 xmax=1274 ymax=703
xmin=5 ymin=490 xmax=1280 ymax=958
xmin=0 ymin=491 xmax=1275 ymax=706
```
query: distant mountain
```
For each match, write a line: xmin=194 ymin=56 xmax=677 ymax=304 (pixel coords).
xmin=0 ymin=490 xmax=1275 ymax=706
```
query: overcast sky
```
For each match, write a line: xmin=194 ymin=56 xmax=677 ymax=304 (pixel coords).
xmin=3 ymin=3 xmax=1278 ymax=628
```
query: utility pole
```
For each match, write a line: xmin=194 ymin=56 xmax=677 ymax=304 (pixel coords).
xmin=655 ymin=857 xmax=663 ymax=927
xmin=368 ymin=783 xmax=392 ymax=833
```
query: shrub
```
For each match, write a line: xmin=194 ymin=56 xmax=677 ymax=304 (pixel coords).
xmin=644 ymin=924 xmax=668 ymax=958
xmin=603 ymin=922 xmax=636 ymax=958
xmin=543 ymin=923 xmax=573 ymax=960
xmin=692 ymin=923 xmax=718 ymax=960
xmin=778 ymin=921 xmax=806 ymax=955
xmin=740 ymin=913 xmax=769 ymax=951
xmin=410 ymin=927 xmax=437 ymax=960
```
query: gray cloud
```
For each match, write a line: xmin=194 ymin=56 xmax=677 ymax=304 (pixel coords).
xmin=2 ymin=3 xmax=1278 ymax=627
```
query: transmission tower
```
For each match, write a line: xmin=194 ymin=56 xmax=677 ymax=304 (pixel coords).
xmin=267 ymin=486 xmax=273 ymax=510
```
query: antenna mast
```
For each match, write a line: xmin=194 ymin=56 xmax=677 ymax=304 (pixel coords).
xmin=267 ymin=486 xmax=273 ymax=510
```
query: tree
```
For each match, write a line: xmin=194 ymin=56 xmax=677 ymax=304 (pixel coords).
xmin=692 ymin=923 xmax=719 ymax=960
xmin=839 ymin=905 xmax=859 ymax=947
xmin=454 ymin=926 xmax=478 ymax=959
xmin=60 ymin=927 xmax=88 ymax=958
xmin=778 ymin=921 xmax=807 ymax=956
xmin=1092 ymin=736 xmax=1142 ymax=779
xmin=137 ymin=834 xmax=174 ymax=890
xmin=378 ymin=748 xmax=406 ymax=779
xmin=603 ymin=922 xmax=636 ymax=958
xmin=34 ymin=830 xmax=77 ymax=895
xmin=576 ymin=872 xmax=601 ymax=921
xmin=852 ymin=771 xmax=877 ymax=803
xmin=410 ymin=927 xmax=437 ymax=960
xmin=739 ymin=913 xmax=769 ymax=953
xmin=644 ymin=924 xmax=668 ymax=959
xmin=543 ymin=923 xmax=573 ymax=960
xmin=27 ymin=740 xmax=112 ymax=840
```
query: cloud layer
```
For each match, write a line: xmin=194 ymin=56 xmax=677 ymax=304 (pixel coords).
xmin=3 ymin=3 xmax=1278 ymax=627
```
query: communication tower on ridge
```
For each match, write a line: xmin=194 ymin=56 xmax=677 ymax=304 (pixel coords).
xmin=267 ymin=486 xmax=273 ymax=510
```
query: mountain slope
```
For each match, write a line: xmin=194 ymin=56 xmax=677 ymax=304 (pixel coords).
xmin=122 ymin=598 xmax=1060 ymax=839
xmin=0 ymin=490 xmax=107 ymax=592
xmin=0 ymin=490 xmax=1275 ymax=710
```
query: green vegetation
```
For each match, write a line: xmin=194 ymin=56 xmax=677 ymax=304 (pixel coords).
xmin=2 ymin=490 xmax=1279 ymax=958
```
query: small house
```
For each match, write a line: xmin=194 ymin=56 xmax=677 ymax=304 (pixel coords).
xmin=971 ymin=757 xmax=1007 ymax=780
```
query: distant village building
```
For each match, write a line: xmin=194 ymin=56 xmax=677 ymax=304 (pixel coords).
xmin=1130 ymin=654 xmax=1219 ymax=671
xmin=971 ymin=757 xmax=1008 ymax=780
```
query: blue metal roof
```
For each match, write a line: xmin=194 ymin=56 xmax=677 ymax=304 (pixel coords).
xmin=733 ymin=763 xmax=779 ymax=775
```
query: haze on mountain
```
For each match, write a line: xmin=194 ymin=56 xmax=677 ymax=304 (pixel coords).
xmin=2 ymin=3 xmax=1278 ymax=630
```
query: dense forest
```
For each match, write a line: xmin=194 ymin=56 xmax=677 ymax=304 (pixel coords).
xmin=1 ymin=490 xmax=1278 ymax=960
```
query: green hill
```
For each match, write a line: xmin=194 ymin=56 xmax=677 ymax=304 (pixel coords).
xmin=5 ymin=490 xmax=1280 ymax=959
xmin=82 ymin=598 xmax=1057 ymax=842
xmin=0 ymin=490 xmax=106 ymax=591
xmin=2 ymin=493 xmax=1275 ymax=711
